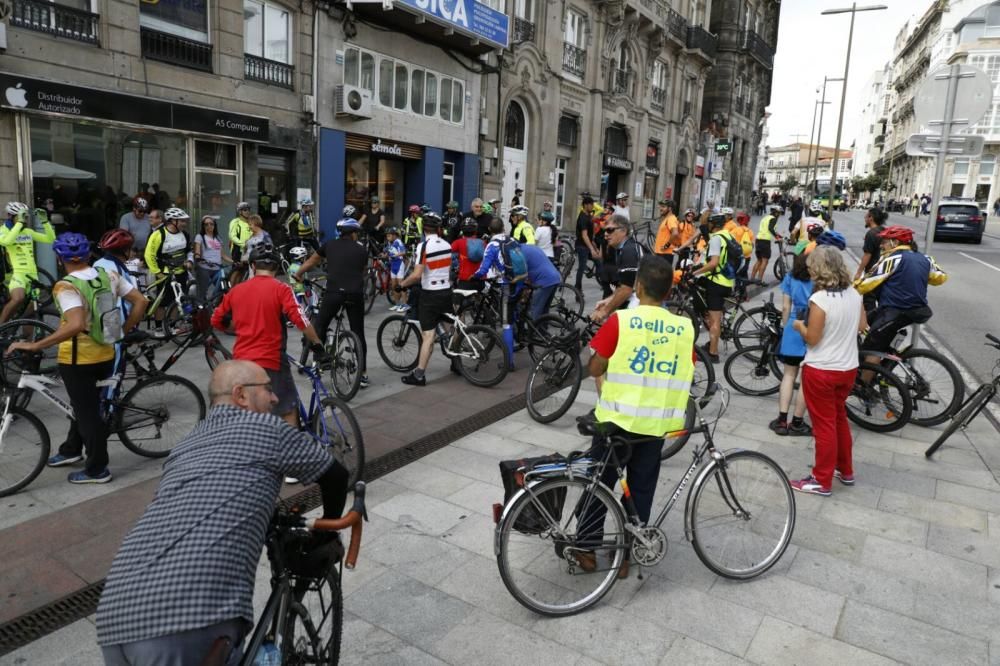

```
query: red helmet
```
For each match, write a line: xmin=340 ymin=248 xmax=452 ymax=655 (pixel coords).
xmin=408 ymin=205 xmax=421 ymax=214
xmin=878 ymin=225 xmax=914 ymax=244
xmin=736 ymin=211 xmax=750 ymax=225
xmin=98 ymin=228 xmax=134 ymax=251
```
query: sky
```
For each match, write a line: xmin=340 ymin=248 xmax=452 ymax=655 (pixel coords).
xmin=765 ymin=0 xmax=925 ymax=152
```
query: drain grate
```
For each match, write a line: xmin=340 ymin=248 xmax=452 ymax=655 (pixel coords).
xmin=0 ymin=391 xmax=527 ymax=656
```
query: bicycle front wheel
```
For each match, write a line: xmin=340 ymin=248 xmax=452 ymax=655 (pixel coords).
xmin=691 ymin=345 xmax=717 ymax=403
xmin=723 ymin=344 xmax=781 ymax=396
xmin=456 ymin=324 xmax=508 ymax=388
xmin=526 ymin=347 xmax=582 ymax=424
xmin=315 ymin=396 xmax=365 ymax=486
xmin=364 ymin=271 xmax=377 ymax=314
xmin=115 ymin=374 xmax=206 ymax=458
xmin=0 ymin=406 xmax=50 ymax=498
xmin=496 ymin=477 xmax=627 ymax=617
xmin=893 ymin=348 xmax=964 ymax=427
xmin=773 ymin=256 xmax=787 ymax=281
xmin=376 ymin=315 xmax=420 ymax=372
xmin=284 ymin=571 xmax=343 ymax=666
xmin=846 ymin=363 xmax=913 ymax=433
xmin=926 ymin=385 xmax=995 ymax=458
xmin=329 ymin=330 xmax=362 ymax=402
xmin=731 ymin=305 xmax=779 ymax=351
xmin=525 ymin=313 xmax=577 ymax=363
xmin=552 ymin=283 xmax=585 ymax=317
xmin=688 ymin=449 xmax=795 ymax=579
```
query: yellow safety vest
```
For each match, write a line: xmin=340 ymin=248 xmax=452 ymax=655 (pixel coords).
xmin=757 ymin=215 xmax=775 ymax=241
xmin=706 ymin=230 xmax=736 ymax=289
xmin=594 ymin=305 xmax=695 ymax=436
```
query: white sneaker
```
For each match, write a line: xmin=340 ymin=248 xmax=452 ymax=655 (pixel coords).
xmin=284 ymin=476 xmax=299 ymax=484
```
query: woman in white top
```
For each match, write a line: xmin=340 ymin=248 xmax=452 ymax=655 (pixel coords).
xmin=193 ymin=216 xmax=230 ymax=300
xmin=789 ymin=246 xmax=867 ymax=497
xmin=535 ymin=211 xmax=555 ymax=259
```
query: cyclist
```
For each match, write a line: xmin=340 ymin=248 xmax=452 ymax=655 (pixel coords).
xmin=652 ymin=198 xmax=680 ymax=258
xmin=520 ymin=242 xmax=561 ymax=320
xmin=403 ymin=204 xmax=423 ymax=249
xmin=5 ymin=232 xmax=147 ymax=484
xmin=285 ymin=198 xmax=318 ymax=252
xmin=464 ymin=197 xmax=493 ymax=238
xmin=228 ymin=202 xmax=253 ymax=284
xmin=362 ymin=196 xmax=387 ymax=243
xmin=212 ymin=243 xmax=329 ymax=428
xmin=590 ymin=216 xmax=644 ymax=322
xmin=285 ymin=245 xmax=310 ymax=306
xmin=750 ymin=205 xmax=781 ymax=283
xmin=384 ymin=227 xmax=409 ymax=312
xmin=0 ymin=202 xmax=56 ymax=323
xmin=612 ymin=192 xmax=631 ymax=221
xmin=853 ymin=206 xmax=888 ymax=288
xmin=730 ymin=211 xmax=755 ymax=299
xmin=443 ymin=200 xmax=463 ymax=241
xmin=144 ymin=206 xmax=191 ymax=320
xmin=574 ymin=196 xmax=599 ymax=291
xmin=450 ymin=219 xmax=484 ymax=297
xmin=95 ymin=229 xmax=139 ymax=312
xmin=689 ymin=213 xmax=734 ymax=363
xmin=509 ymin=205 xmax=536 ymax=245
xmin=193 ymin=216 xmax=228 ymax=302
xmin=118 ymin=196 xmax=152 ymax=259
xmin=294 ymin=217 xmax=370 ymax=389
xmin=96 ymin=359 xmax=349 ymax=664
xmin=721 ymin=207 xmax=738 ymax=235
xmin=535 ymin=210 xmax=556 ymax=260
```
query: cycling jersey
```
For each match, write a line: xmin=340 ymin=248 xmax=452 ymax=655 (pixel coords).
xmin=854 ymin=245 xmax=947 ymax=309
xmin=0 ymin=220 xmax=55 ymax=276
xmin=229 ymin=216 xmax=252 ymax=255
xmin=144 ymin=226 xmax=189 ymax=275
xmin=286 ymin=210 xmax=315 ymax=239
xmin=511 ymin=221 xmax=536 ymax=245
xmin=386 ymin=238 xmax=407 ymax=273
xmin=416 ymin=234 xmax=452 ymax=291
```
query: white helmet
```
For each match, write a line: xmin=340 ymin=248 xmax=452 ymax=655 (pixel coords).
xmin=342 ymin=204 xmax=356 ymax=217
xmin=237 ymin=201 xmax=251 ymax=212
xmin=721 ymin=206 xmax=734 ymax=216
xmin=615 ymin=192 xmax=629 ymax=201
xmin=5 ymin=201 xmax=29 ymax=217
xmin=164 ymin=207 xmax=190 ymax=220
xmin=299 ymin=198 xmax=314 ymax=207
xmin=510 ymin=205 xmax=529 ymax=217
xmin=289 ymin=246 xmax=309 ymax=261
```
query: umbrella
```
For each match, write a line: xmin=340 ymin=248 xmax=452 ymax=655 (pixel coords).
xmin=31 ymin=160 xmax=96 ymax=180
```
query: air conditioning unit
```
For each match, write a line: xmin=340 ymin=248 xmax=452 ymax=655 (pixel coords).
xmin=334 ymin=85 xmax=373 ymax=119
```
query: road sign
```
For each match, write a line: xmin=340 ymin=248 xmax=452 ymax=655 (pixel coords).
xmin=914 ymin=65 xmax=993 ymax=132
xmin=715 ymin=139 xmax=732 ymax=155
xmin=905 ymin=133 xmax=984 ymax=157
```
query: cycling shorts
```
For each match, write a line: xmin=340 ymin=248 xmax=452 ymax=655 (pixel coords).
xmin=6 ymin=271 xmax=37 ymax=294
xmin=391 ymin=265 xmax=406 ymax=280
xmin=754 ymin=239 xmax=772 ymax=259
xmin=693 ymin=279 xmax=732 ymax=313
xmin=861 ymin=306 xmax=932 ymax=353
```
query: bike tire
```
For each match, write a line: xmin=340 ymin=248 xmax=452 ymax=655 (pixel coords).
xmin=925 ymin=385 xmax=995 ymax=458
xmin=203 ymin=336 xmax=233 ymax=371
xmin=0 ymin=318 xmax=58 ymax=409
xmin=457 ymin=324 xmax=508 ymax=388
xmin=723 ymin=344 xmax=782 ymax=396
xmin=893 ymin=348 xmax=965 ymax=427
xmin=845 ymin=363 xmax=913 ymax=433
xmin=552 ymin=283 xmax=585 ymax=317
xmin=660 ymin=397 xmax=696 ymax=461
xmin=731 ymin=305 xmax=778 ymax=352
xmin=364 ymin=271 xmax=377 ymax=315
xmin=773 ymin=256 xmax=787 ymax=281
xmin=0 ymin=406 xmax=50 ymax=498
xmin=691 ymin=345 xmax=716 ymax=403
xmin=496 ymin=477 xmax=626 ymax=616
xmin=329 ymin=330 xmax=363 ymax=402
xmin=115 ymin=374 xmax=206 ymax=458
xmin=315 ymin=396 xmax=365 ymax=487
xmin=525 ymin=313 xmax=577 ymax=363
xmin=688 ymin=449 xmax=795 ymax=579
xmin=663 ymin=300 xmax=702 ymax=342
xmin=525 ymin=347 xmax=582 ymax=424
xmin=376 ymin=314 xmax=421 ymax=372
xmin=282 ymin=592 xmax=340 ymax=666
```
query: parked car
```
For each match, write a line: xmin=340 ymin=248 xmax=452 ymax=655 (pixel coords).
xmin=934 ymin=198 xmax=985 ymax=244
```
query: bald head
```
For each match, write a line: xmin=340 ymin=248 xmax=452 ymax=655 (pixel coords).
xmin=208 ymin=360 xmax=277 ymax=413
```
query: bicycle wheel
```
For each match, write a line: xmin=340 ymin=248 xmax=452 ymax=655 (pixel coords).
xmin=691 ymin=345 xmax=716 ymax=403
xmin=456 ymin=324 xmax=508 ymax=387
xmin=285 ymin=571 xmax=343 ymax=665
xmin=525 ymin=313 xmax=577 ymax=362
xmin=664 ymin=300 xmax=702 ymax=342
xmin=314 ymin=396 xmax=365 ymax=486
xmin=551 ymin=283 xmax=585 ymax=317
xmin=328 ymin=330 xmax=362 ymax=402
xmin=114 ymin=374 xmax=206 ymax=458
xmin=845 ymin=363 xmax=913 ymax=433
xmin=925 ymin=385 xmax=994 ymax=458
xmin=203 ymin=336 xmax=233 ymax=371
xmin=496 ymin=477 xmax=627 ymax=616
xmin=889 ymin=348 xmax=964 ymax=427
xmin=364 ymin=270 xmax=377 ymax=314
xmin=689 ymin=449 xmax=795 ymax=579
xmin=723 ymin=344 xmax=782 ymax=396
xmin=660 ymin=397 xmax=696 ymax=461
xmin=772 ymin=256 xmax=787 ymax=281
xmin=161 ymin=303 xmax=194 ymax=342
xmin=0 ymin=406 xmax=50 ymax=498
xmin=526 ymin=347 xmax=582 ymax=424
xmin=376 ymin=314 xmax=420 ymax=372
xmin=731 ymin=305 xmax=778 ymax=351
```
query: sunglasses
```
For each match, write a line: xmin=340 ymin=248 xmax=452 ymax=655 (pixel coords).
xmin=604 ymin=226 xmax=622 ymax=233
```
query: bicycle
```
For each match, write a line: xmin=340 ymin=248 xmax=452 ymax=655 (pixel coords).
xmin=0 ymin=269 xmax=59 ymax=329
xmin=287 ymin=353 xmax=365 ymax=487
xmin=494 ymin=387 xmax=796 ymax=616
xmin=299 ymin=280 xmax=364 ymax=402
xmin=772 ymin=237 xmax=792 ymax=282
xmin=925 ymin=333 xmax=1000 ymax=458
xmin=363 ymin=253 xmax=393 ymax=314
xmin=122 ymin=298 xmax=234 ymax=378
xmin=0 ymin=345 xmax=206 ymax=497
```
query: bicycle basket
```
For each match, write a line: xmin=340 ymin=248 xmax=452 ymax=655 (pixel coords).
xmin=282 ymin=531 xmax=344 ymax=580
xmin=499 ymin=454 xmax=568 ymax=535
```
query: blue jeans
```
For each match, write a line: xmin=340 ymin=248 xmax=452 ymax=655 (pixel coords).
xmin=575 ymin=246 xmax=590 ymax=290
xmin=529 ymin=283 xmax=558 ymax=321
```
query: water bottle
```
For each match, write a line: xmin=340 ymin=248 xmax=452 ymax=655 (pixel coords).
xmin=253 ymin=641 xmax=281 ymax=666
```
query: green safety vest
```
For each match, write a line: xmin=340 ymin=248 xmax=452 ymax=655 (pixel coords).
xmin=706 ymin=230 xmax=736 ymax=289
xmin=594 ymin=305 xmax=695 ymax=436
xmin=757 ymin=215 xmax=775 ymax=242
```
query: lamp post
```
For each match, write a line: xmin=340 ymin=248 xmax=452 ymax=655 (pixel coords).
xmin=809 ymin=77 xmax=843 ymax=203
xmin=806 ymin=92 xmax=832 ymax=200
xmin=822 ymin=3 xmax=888 ymax=228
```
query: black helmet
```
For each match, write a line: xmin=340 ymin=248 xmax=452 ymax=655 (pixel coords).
xmin=249 ymin=242 xmax=279 ymax=265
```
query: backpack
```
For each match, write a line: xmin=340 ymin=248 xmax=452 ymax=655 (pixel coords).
xmin=499 ymin=237 xmax=529 ymax=282
xmin=155 ymin=226 xmax=191 ymax=268
xmin=465 ymin=237 xmax=485 ymax=263
xmin=61 ymin=267 xmax=123 ymax=346
xmin=734 ymin=227 xmax=754 ymax=257
xmin=714 ymin=231 xmax=744 ymax=280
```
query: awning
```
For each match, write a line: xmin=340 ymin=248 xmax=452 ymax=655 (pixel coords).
xmin=31 ymin=160 xmax=96 ymax=180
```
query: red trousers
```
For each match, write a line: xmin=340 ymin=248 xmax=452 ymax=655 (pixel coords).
xmin=801 ymin=365 xmax=855 ymax=489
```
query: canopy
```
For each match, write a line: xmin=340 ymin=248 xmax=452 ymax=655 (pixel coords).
xmin=31 ymin=160 xmax=96 ymax=180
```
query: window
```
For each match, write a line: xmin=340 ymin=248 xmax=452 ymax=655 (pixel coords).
xmin=244 ymin=0 xmax=290 ymax=63
xmin=554 ymin=157 xmax=568 ymax=226
xmin=394 ymin=63 xmax=407 ymax=110
xmin=504 ymin=101 xmax=526 ymax=150
xmin=565 ymin=8 xmax=585 ymax=47
xmin=378 ymin=58 xmax=393 ymax=107
xmin=140 ymin=0 xmax=209 ymax=42
xmin=425 ymin=74 xmax=438 ymax=116
xmin=980 ymin=154 xmax=996 ymax=179
xmin=514 ymin=0 xmax=532 ymax=20
xmin=452 ymin=81 xmax=464 ymax=123
xmin=652 ymin=60 xmax=669 ymax=90
xmin=443 ymin=162 xmax=455 ymax=205
xmin=954 ymin=159 xmax=970 ymax=176
xmin=558 ymin=114 xmax=578 ymax=147
xmin=343 ymin=47 xmax=375 ymax=94
xmin=440 ymin=79 xmax=452 ymax=122
xmin=411 ymin=69 xmax=424 ymax=114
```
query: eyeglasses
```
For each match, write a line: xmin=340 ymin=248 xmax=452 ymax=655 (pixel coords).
xmin=604 ymin=226 xmax=622 ymax=233
xmin=240 ymin=381 xmax=274 ymax=393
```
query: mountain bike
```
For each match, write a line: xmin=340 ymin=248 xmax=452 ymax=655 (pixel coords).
xmin=495 ymin=387 xmax=795 ymax=616
xmin=121 ymin=299 xmax=233 ymax=379
xmin=363 ymin=253 xmax=393 ymax=314
xmin=925 ymin=333 xmax=1000 ymax=458
xmin=772 ymin=237 xmax=791 ymax=282
xmin=0 ymin=269 xmax=59 ymax=329
xmin=297 ymin=280 xmax=363 ymax=403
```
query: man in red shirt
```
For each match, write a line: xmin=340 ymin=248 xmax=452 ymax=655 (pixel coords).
xmin=211 ymin=243 xmax=328 ymax=427
xmin=450 ymin=219 xmax=484 ymax=293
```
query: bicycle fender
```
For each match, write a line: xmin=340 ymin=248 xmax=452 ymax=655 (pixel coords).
xmin=682 ymin=448 xmax=752 ymax=542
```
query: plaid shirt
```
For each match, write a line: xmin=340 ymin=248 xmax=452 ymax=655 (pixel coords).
xmin=96 ymin=406 xmax=333 ymax=646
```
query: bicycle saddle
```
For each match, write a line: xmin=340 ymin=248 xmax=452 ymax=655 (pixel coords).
xmin=453 ymin=289 xmax=480 ymax=297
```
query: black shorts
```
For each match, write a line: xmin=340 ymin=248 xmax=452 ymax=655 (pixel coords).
xmin=755 ymin=239 xmax=772 ymax=259
xmin=418 ymin=288 xmax=454 ymax=331
xmin=694 ymin=279 xmax=732 ymax=312
xmin=861 ymin=306 xmax=932 ymax=353
xmin=778 ymin=354 xmax=804 ymax=367
xmin=265 ymin=361 xmax=298 ymax=416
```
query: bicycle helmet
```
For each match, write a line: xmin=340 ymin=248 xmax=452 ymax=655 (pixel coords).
xmin=299 ymin=198 xmax=314 ymax=207
xmin=53 ymin=232 xmax=91 ymax=261
xmin=5 ymin=201 xmax=28 ymax=217
xmin=446 ymin=200 xmax=459 ymax=209
xmin=707 ymin=213 xmax=727 ymax=228
xmin=736 ymin=211 xmax=750 ymax=225
xmin=422 ymin=212 xmax=442 ymax=228
xmin=237 ymin=201 xmax=251 ymax=212
xmin=538 ymin=211 xmax=555 ymax=223
xmin=133 ymin=196 xmax=149 ymax=211
xmin=721 ymin=206 xmax=735 ymax=216
xmin=878 ymin=225 xmax=914 ymax=244
xmin=816 ymin=230 xmax=847 ymax=250
xmin=342 ymin=204 xmax=356 ymax=217
xmin=408 ymin=204 xmax=421 ymax=215
xmin=249 ymin=242 xmax=279 ymax=265
xmin=806 ymin=221 xmax=824 ymax=237
xmin=615 ymin=192 xmax=629 ymax=201
xmin=482 ymin=202 xmax=494 ymax=214
xmin=420 ymin=204 xmax=432 ymax=214
xmin=164 ymin=207 xmax=190 ymax=220
xmin=385 ymin=226 xmax=400 ymax=236
xmin=289 ymin=246 xmax=309 ymax=261
xmin=98 ymin=228 xmax=134 ymax=251
xmin=510 ymin=205 xmax=529 ymax=217
xmin=461 ymin=218 xmax=478 ymax=234
xmin=336 ymin=217 xmax=361 ymax=231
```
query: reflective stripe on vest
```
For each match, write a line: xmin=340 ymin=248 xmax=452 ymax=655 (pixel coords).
xmin=757 ymin=215 xmax=774 ymax=241
xmin=593 ymin=304 xmax=695 ymax=437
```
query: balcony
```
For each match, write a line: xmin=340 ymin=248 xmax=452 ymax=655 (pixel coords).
xmin=245 ymin=54 xmax=294 ymax=89
xmin=874 ymin=134 xmax=886 ymax=147
xmin=741 ymin=29 xmax=774 ymax=69
xmin=611 ymin=69 xmax=632 ymax=96
xmin=666 ymin=8 xmax=687 ymax=46
xmin=513 ymin=17 xmax=535 ymax=44
xmin=651 ymin=86 xmax=666 ymax=112
xmin=11 ymin=0 xmax=99 ymax=45
xmin=562 ymin=42 xmax=585 ymax=78
xmin=141 ymin=28 xmax=213 ymax=72
xmin=686 ymin=25 xmax=717 ymax=63
xmin=637 ymin=0 xmax=671 ymax=22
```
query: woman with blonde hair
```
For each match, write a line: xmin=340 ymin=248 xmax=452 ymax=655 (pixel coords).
xmin=789 ymin=246 xmax=868 ymax=496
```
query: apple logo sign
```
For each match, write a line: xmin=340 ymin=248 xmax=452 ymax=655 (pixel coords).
xmin=5 ymin=83 xmax=29 ymax=108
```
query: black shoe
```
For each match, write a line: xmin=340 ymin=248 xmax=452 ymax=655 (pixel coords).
xmin=450 ymin=359 xmax=462 ymax=375
xmin=401 ymin=372 xmax=426 ymax=386
xmin=768 ymin=418 xmax=789 ymax=436
xmin=700 ymin=343 xmax=720 ymax=364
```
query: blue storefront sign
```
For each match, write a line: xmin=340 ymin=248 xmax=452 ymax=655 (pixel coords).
xmin=394 ymin=0 xmax=509 ymax=49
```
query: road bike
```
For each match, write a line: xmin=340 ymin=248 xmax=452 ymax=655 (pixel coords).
xmin=494 ymin=387 xmax=795 ymax=616
xmin=925 ymin=333 xmax=1000 ymax=458
xmin=0 ymin=346 xmax=206 ymax=497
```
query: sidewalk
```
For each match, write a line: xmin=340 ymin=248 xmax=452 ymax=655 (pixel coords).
xmin=8 ymin=366 xmax=1000 ymax=664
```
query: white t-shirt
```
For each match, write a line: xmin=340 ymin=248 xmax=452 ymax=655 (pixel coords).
xmin=612 ymin=205 xmax=631 ymax=221
xmin=803 ymin=288 xmax=862 ymax=371
xmin=535 ymin=226 xmax=554 ymax=257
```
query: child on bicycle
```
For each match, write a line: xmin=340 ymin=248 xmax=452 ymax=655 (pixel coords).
xmin=385 ymin=226 xmax=409 ymax=312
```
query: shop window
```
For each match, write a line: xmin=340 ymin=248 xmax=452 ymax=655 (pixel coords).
xmin=346 ymin=151 xmax=371 ymax=212
xmin=604 ymin=125 xmax=628 ymax=157
xmin=394 ymin=63 xmax=408 ymax=110
xmin=140 ymin=0 xmax=209 ymax=42
xmin=557 ymin=114 xmax=578 ymax=147
xmin=443 ymin=162 xmax=455 ymax=205
xmin=425 ymin=74 xmax=438 ymax=116
xmin=195 ymin=141 xmax=237 ymax=170
xmin=504 ymin=101 xmax=526 ymax=150
xmin=244 ymin=0 xmax=290 ymax=63
xmin=411 ymin=70 xmax=425 ymax=114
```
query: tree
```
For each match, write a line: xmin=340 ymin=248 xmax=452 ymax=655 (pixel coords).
xmin=778 ymin=176 xmax=799 ymax=194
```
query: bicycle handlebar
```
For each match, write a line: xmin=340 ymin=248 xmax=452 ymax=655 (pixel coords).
xmin=987 ymin=333 xmax=1000 ymax=349
xmin=304 ymin=482 xmax=367 ymax=569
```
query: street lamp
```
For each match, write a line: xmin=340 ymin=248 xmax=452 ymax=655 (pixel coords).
xmin=808 ymin=78 xmax=841 ymax=201
xmin=822 ymin=3 xmax=888 ymax=227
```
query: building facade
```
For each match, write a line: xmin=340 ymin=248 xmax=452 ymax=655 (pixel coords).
xmin=852 ymin=67 xmax=887 ymax=180
xmin=761 ymin=143 xmax=851 ymax=199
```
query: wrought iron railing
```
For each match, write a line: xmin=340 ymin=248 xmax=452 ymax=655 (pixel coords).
xmin=141 ymin=27 xmax=213 ymax=73
xmin=513 ymin=17 xmax=535 ymax=43
xmin=651 ymin=86 xmax=666 ymax=112
xmin=612 ymin=69 xmax=632 ymax=96
xmin=666 ymin=8 xmax=687 ymax=43
xmin=686 ymin=25 xmax=717 ymax=59
xmin=562 ymin=42 xmax=585 ymax=77
xmin=741 ymin=29 xmax=774 ymax=69
xmin=11 ymin=0 xmax=99 ymax=45
xmin=245 ymin=54 xmax=294 ymax=89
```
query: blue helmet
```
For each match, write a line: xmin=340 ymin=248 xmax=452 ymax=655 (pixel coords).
xmin=336 ymin=217 xmax=361 ymax=231
xmin=816 ymin=230 xmax=847 ymax=250
xmin=53 ymin=232 xmax=91 ymax=261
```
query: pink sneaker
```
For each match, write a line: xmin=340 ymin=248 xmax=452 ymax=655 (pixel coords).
xmin=790 ymin=476 xmax=831 ymax=497
xmin=834 ymin=469 xmax=855 ymax=486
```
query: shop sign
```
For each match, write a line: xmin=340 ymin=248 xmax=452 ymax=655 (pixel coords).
xmin=715 ymin=138 xmax=732 ymax=155
xmin=0 ymin=73 xmax=269 ymax=143
xmin=371 ymin=139 xmax=403 ymax=156
xmin=395 ymin=0 xmax=509 ymax=49
xmin=694 ymin=155 xmax=706 ymax=178
xmin=604 ymin=155 xmax=633 ymax=171
xmin=646 ymin=167 xmax=660 ymax=177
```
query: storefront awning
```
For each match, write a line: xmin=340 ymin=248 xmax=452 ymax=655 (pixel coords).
xmin=31 ymin=160 xmax=96 ymax=180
